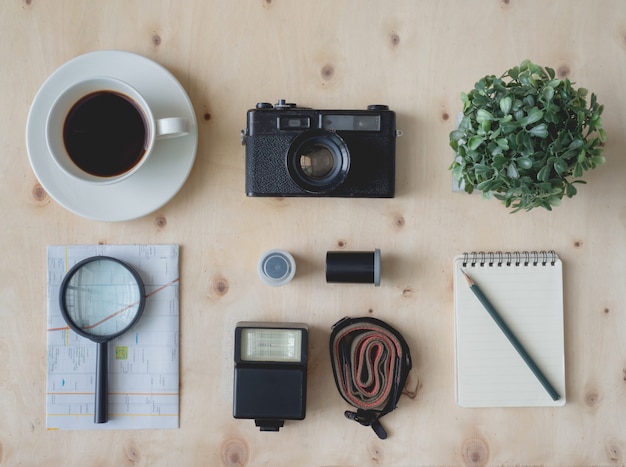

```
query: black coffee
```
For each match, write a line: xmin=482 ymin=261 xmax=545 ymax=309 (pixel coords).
xmin=63 ymin=91 xmax=147 ymax=177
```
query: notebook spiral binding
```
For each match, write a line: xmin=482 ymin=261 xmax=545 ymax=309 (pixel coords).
xmin=462 ymin=250 xmax=557 ymax=268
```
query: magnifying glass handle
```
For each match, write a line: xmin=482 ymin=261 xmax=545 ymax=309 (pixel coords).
xmin=94 ymin=341 xmax=108 ymax=424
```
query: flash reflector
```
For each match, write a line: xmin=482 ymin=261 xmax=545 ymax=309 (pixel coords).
xmin=234 ymin=322 xmax=308 ymax=432
xmin=240 ymin=328 xmax=302 ymax=362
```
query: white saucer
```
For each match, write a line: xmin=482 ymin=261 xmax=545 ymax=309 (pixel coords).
xmin=26 ymin=50 xmax=198 ymax=221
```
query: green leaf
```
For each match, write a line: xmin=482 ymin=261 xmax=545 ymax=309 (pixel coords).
xmin=477 ymin=179 xmax=494 ymax=191
xmin=546 ymin=66 xmax=556 ymax=80
xmin=461 ymin=93 xmax=471 ymax=111
xmin=598 ymin=128 xmax=607 ymax=143
xmin=493 ymin=154 xmax=508 ymax=169
xmin=568 ymin=139 xmax=583 ymax=150
xmin=519 ymin=72 xmax=531 ymax=87
xmin=496 ymin=138 xmax=509 ymax=150
xmin=468 ymin=136 xmax=485 ymax=150
xmin=452 ymin=165 xmax=463 ymax=181
xmin=529 ymin=123 xmax=548 ymax=138
xmin=542 ymin=86 xmax=554 ymax=103
xmin=592 ymin=155 xmax=606 ymax=166
xmin=573 ymin=163 xmax=583 ymax=178
xmin=450 ymin=130 xmax=465 ymax=141
xmin=499 ymin=96 xmax=513 ymax=115
xmin=525 ymin=108 xmax=544 ymax=126
xmin=507 ymin=163 xmax=519 ymax=179
xmin=554 ymin=158 xmax=569 ymax=174
xmin=474 ymin=163 xmax=492 ymax=175
xmin=537 ymin=165 xmax=550 ymax=182
xmin=548 ymin=197 xmax=562 ymax=207
xmin=476 ymin=109 xmax=494 ymax=123
xmin=517 ymin=158 xmax=532 ymax=169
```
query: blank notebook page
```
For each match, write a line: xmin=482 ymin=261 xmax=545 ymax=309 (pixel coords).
xmin=453 ymin=252 xmax=566 ymax=407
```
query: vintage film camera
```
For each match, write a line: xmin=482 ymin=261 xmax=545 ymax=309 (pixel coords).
xmin=242 ymin=100 xmax=398 ymax=197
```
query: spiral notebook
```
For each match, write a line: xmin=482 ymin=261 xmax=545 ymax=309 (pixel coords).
xmin=453 ymin=251 xmax=566 ymax=407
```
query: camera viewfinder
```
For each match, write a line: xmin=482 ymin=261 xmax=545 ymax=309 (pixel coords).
xmin=322 ymin=115 xmax=381 ymax=132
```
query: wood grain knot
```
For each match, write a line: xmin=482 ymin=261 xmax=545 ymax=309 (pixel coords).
xmin=152 ymin=34 xmax=162 ymax=46
xmin=210 ymin=277 xmax=229 ymax=297
xmin=269 ymin=196 xmax=287 ymax=207
xmin=368 ymin=308 xmax=374 ymax=314
xmin=321 ymin=64 xmax=335 ymax=81
xmin=154 ymin=215 xmax=167 ymax=229
xmin=623 ymin=368 xmax=626 ymax=382
xmin=389 ymin=32 xmax=400 ymax=47
xmin=394 ymin=215 xmax=405 ymax=228
xmin=368 ymin=439 xmax=384 ymax=463
xmin=203 ymin=112 xmax=211 ymax=122
xmin=221 ymin=438 xmax=249 ymax=467
xmin=441 ymin=112 xmax=450 ymax=121
xmin=573 ymin=239 xmax=583 ymax=248
xmin=606 ymin=441 xmax=623 ymax=463
xmin=461 ymin=437 xmax=490 ymax=467
xmin=336 ymin=239 xmax=347 ymax=248
xmin=557 ymin=65 xmax=571 ymax=78
xmin=584 ymin=390 xmax=600 ymax=407
xmin=24 ymin=0 xmax=32 ymax=5
xmin=32 ymin=183 xmax=48 ymax=202
xmin=604 ymin=308 xmax=610 ymax=314
xmin=501 ymin=0 xmax=510 ymax=5
xmin=402 ymin=287 xmax=414 ymax=298
xmin=124 ymin=441 xmax=141 ymax=464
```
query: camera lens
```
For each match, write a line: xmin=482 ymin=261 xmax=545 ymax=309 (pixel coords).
xmin=299 ymin=145 xmax=334 ymax=179
xmin=287 ymin=131 xmax=349 ymax=193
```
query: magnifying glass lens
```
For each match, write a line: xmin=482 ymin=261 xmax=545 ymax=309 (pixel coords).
xmin=63 ymin=258 xmax=143 ymax=337
xmin=59 ymin=256 xmax=145 ymax=424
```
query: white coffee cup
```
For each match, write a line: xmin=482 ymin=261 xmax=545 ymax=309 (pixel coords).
xmin=46 ymin=76 xmax=189 ymax=184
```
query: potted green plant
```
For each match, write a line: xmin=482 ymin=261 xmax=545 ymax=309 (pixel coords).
xmin=449 ymin=60 xmax=606 ymax=212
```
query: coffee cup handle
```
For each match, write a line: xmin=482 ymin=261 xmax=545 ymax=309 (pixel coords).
xmin=155 ymin=117 xmax=190 ymax=140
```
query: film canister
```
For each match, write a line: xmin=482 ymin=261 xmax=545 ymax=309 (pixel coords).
xmin=258 ymin=249 xmax=297 ymax=287
xmin=325 ymin=249 xmax=381 ymax=286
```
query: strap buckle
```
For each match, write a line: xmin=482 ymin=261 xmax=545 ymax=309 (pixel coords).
xmin=344 ymin=410 xmax=388 ymax=440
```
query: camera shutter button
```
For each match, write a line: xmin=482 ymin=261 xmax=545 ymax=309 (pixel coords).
xmin=275 ymin=99 xmax=296 ymax=109
xmin=256 ymin=102 xmax=274 ymax=109
xmin=367 ymin=105 xmax=389 ymax=111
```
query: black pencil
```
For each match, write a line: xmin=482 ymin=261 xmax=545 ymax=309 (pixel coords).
xmin=460 ymin=269 xmax=561 ymax=401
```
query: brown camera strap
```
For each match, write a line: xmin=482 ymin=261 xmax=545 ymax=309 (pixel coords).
xmin=329 ymin=317 xmax=412 ymax=439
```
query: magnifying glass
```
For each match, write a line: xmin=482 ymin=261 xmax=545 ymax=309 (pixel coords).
xmin=59 ymin=256 xmax=146 ymax=424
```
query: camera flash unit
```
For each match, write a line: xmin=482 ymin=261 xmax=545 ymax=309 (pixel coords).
xmin=233 ymin=322 xmax=308 ymax=431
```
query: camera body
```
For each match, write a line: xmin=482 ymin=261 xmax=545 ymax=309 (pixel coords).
xmin=243 ymin=100 xmax=397 ymax=197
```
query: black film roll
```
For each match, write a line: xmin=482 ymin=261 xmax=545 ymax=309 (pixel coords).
xmin=325 ymin=249 xmax=381 ymax=286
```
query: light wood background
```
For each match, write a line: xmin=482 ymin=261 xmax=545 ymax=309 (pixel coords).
xmin=1 ymin=1 xmax=626 ymax=465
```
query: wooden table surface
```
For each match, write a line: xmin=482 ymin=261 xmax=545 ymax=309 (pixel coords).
xmin=2 ymin=1 xmax=625 ymax=465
